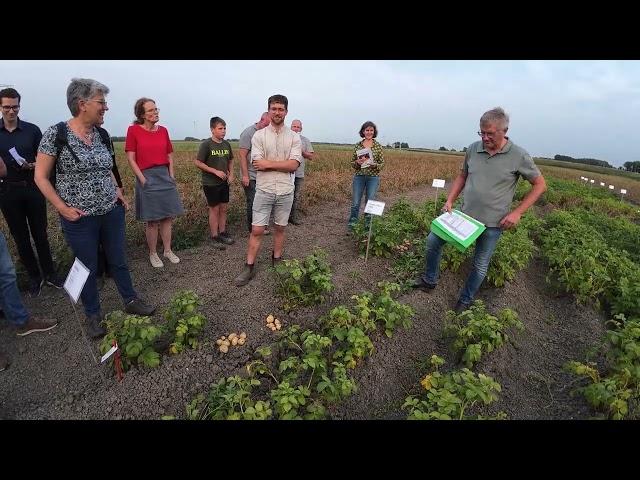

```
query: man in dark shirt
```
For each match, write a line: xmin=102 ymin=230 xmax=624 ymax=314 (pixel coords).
xmin=0 ymin=88 xmax=63 ymax=297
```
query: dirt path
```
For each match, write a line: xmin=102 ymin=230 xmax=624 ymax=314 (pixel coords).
xmin=0 ymin=184 xmax=605 ymax=419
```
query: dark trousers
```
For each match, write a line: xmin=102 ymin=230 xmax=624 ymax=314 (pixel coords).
xmin=96 ymin=244 xmax=111 ymax=278
xmin=289 ymin=177 xmax=304 ymax=222
xmin=0 ymin=184 xmax=55 ymax=280
xmin=243 ymin=179 xmax=256 ymax=232
xmin=60 ymin=205 xmax=137 ymax=316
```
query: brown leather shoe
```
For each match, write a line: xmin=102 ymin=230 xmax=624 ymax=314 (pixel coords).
xmin=454 ymin=301 xmax=471 ymax=314
xmin=272 ymin=252 xmax=284 ymax=267
xmin=234 ymin=264 xmax=256 ymax=287
xmin=16 ymin=317 xmax=58 ymax=337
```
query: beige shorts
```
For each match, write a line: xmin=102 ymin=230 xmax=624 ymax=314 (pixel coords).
xmin=252 ymin=188 xmax=294 ymax=226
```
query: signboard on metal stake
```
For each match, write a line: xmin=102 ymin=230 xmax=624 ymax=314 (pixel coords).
xmin=363 ymin=200 xmax=386 ymax=263
xmin=432 ymin=179 xmax=445 ymax=212
xmin=64 ymin=258 xmax=98 ymax=365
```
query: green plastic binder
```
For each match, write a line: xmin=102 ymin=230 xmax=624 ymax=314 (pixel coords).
xmin=430 ymin=209 xmax=486 ymax=252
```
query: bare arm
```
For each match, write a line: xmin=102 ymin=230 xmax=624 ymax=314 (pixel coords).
xmin=252 ymin=134 xmax=301 ymax=173
xmin=238 ymin=148 xmax=250 ymax=187
xmin=499 ymin=175 xmax=547 ymax=229
xmin=34 ymin=153 xmax=85 ymax=221
xmin=0 ymin=157 xmax=6 ymax=177
xmin=126 ymin=151 xmax=146 ymax=185
xmin=194 ymin=158 xmax=228 ymax=181
xmin=168 ymin=153 xmax=175 ymax=179
xmin=443 ymin=171 xmax=468 ymax=212
xmin=252 ymin=159 xmax=300 ymax=173
xmin=302 ymin=150 xmax=315 ymax=160
xmin=227 ymin=152 xmax=234 ymax=184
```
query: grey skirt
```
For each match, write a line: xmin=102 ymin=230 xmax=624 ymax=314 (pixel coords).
xmin=135 ymin=165 xmax=185 ymax=221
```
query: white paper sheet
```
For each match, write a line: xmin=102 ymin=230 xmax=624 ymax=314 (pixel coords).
xmin=435 ymin=211 xmax=480 ymax=242
xmin=64 ymin=258 xmax=90 ymax=304
xmin=364 ymin=200 xmax=385 ymax=216
xmin=101 ymin=344 xmax=118 ymax=363
xmin=8 ymin=147 xmax=27 ymax=166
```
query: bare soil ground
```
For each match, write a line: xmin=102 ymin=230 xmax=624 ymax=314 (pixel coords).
xmin=0 ymin=184 xmax=605 ymax=419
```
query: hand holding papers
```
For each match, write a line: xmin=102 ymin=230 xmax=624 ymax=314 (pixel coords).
xmin=431 ymin=210 xmax=486 ymax=252
xmin=8 ymin=147 xmax=27 ymax=166
xmin=356 ymin=148 xmax=376 ymax=169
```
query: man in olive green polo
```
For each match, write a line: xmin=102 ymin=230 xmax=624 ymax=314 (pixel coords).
xmin=412 ymin=107 xmax=547 ymax=313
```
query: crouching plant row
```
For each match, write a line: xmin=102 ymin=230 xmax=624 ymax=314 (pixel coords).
xmin=99 ymin=290 xmax=206 ymax=374
xmin=403 ymin=300 xmax=523 ymax=420
xmin=566 ymin=313 xmax=640 ymax=419
xmin=185 ymin=282 xmax=415 ymax=420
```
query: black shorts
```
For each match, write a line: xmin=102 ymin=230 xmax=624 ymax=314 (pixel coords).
xmin=203 ymin=183 xmax=229 ymax=206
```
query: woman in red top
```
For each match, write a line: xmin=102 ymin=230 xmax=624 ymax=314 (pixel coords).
xmin=125 ymin=98 xmax=184 ymax=268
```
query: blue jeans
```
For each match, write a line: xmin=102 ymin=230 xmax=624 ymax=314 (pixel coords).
xmin=60 ymin=205 xmax=137 ymax=316
xmin=348 ymin=175 xmax=380 ymax=226
xmin=420 ymin=227 xmax=502 ymax=304
xmin=0 ymin=231 xmax=29 ymax=326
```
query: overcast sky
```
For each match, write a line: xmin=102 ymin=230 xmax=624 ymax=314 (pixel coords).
xmin=4 ymin=60 xmax=639 ymax=166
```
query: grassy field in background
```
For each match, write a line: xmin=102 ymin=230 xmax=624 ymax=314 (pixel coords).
xmin=2 ymin=143 xmax=639 ymax=281
xmin=534 ymin=157 xmax=640 ymax=180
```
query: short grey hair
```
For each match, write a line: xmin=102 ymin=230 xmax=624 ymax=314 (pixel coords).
xmin=66 ymin=78 xmax=110 ymax=117
xmin=480 ymin=107 xmax=509 ymax=131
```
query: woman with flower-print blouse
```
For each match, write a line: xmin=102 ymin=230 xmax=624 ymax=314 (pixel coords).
xmin=348 ymin=120 xmax=384 ymax=228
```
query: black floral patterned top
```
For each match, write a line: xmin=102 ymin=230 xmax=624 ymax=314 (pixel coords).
xmin=39 ymin=124 xmax=117 ymax=217
xmin=351 ymin=139 xmax=384 ymax=176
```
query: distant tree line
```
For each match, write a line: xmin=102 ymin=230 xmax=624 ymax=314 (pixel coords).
xmin=623 ymin=161 xmax=640 ymax=173
xmin=553 ymin=154 xmax=613 ymax=169
xmin=385 ymin=142 xmax=409 ymax=149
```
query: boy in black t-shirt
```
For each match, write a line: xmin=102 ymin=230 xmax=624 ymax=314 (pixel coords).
xmin=195 ymin=117 xmax=235 ymax=248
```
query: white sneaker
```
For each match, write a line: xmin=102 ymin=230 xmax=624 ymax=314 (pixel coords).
xmin=163 ymin=250 xmax=180 ymax=264
xmin=150 ymin=252 xmax=164 ymax=268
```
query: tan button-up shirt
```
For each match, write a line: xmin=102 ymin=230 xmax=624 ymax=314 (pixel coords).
xmin=251 ymin=123 xmax=302 ymax=195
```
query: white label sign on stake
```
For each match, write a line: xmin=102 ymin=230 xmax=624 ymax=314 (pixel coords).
xmin=432 ymin=179 xmax=445 ymax=188
xmin=621 ymin=189 xmax=627 ymax=194
xmin=64 ymin=257 xmax=91 ymax=304
xmin=590 ymin=179 xmax=595 ymax=184
xmin=364 ymin=200 xmax=385 ymax=216
xmin=609 ymin=185 xmax=614 ymax=190
xmin=101 ymin=344 xmax=118 ymax=363
xmin=600 ymin=182 xmax=605 ymax=186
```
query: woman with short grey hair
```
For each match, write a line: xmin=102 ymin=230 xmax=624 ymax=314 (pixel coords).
xmin=34 ymin=78 xmax=155 ymax=339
